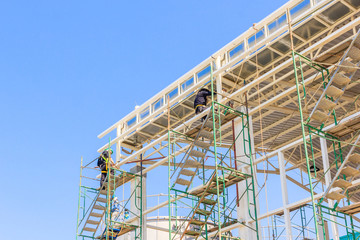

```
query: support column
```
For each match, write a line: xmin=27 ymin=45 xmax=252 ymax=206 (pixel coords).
xmin=216 ymin=56 xmax=223 ymax=103
xmin=116 ymin=125 xmax=122 ymax=163
xmin=216 ymin=74 xmax=223 ymax=102
xmin=234 ymin=111 xmax=261 ymax=239
xmin=320 ymin=137 xmax=339 ymax=240
xmin=278 ymin=151 xmax=293 ymax=239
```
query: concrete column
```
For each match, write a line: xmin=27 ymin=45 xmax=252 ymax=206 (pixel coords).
xmin=320 ymin=137 xmax=339 ymax=240
xmin=234 ymin=111 xmax=261 ymax=239
xmin=278 ymin=151 xmax=293 ymax=239
xmin=130 ymin=165 xmax=147 ymax=240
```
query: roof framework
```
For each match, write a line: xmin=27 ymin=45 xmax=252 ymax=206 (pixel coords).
xmin=93 ymin=0 xmax=360 ymax=238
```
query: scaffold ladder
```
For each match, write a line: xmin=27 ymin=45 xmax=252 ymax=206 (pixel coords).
xmin=292 ymin=29 xmax=360 ymax=238
xmin=171 ymin=109 xmax=225 ymax=193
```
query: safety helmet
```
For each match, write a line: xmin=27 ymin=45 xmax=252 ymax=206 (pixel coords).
xmin=105 ymin=148 xmax=113 ymax=154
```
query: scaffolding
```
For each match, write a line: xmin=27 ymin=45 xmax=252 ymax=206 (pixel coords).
xmin=76 ymin=156 xmax=144 ymax=240
xmin=165 ymin=65 xmax=259 ymax=240
xmin=291 ymin=27 xmax=360 ymax=239
xmin=79 ymin=0 xmax=360 ymax=239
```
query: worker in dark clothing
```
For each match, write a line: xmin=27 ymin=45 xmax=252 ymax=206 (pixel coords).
xmin=97 ymin=148 xmax=115 ymax=189
xmin=194 ymin=88 xmax=216 ymax=121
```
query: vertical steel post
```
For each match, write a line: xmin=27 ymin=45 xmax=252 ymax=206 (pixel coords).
xmin=244 ymin=95 xmax=260 ymax=240
xmin=76 ymin=157 xmax=83 ymax=240
xmin=210 ymin=60 xmax=222 ymax=237
xmin=278 ymin=151 xmax=292 ymax=239
xmin=291 ymin=50 xmax=320 ymax=239
xmin=167 ymin=94 xmax=172 ymax=240
xmin=320 ymin=137 xmax=339 ymax=240
xmin=106 ymin=152 xmax=111 ymax=240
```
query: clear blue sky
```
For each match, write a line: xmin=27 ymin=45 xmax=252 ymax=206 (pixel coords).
xmin=0 ymin=1 xmax=289 ymax=239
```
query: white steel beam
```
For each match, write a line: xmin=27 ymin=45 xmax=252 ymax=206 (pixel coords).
xmin=97 ymin=0 xmax=344 ymax=144
xmin=320 ymin=137 xmax=339 ymax=240
xmin=98 ymin=15 xmax=360 ymax=153
xmin=278 ymin=151 xmax=292 ymax=239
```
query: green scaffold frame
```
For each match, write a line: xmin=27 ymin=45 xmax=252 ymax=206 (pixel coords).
xmin=292 ymin=51 xmax=360 ymax=240
xmin=76 ymin=156 xmax=144 ymax=240
xmin=167 ymin=62 xmax=259 ymax=240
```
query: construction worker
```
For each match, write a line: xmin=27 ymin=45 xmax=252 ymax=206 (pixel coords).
xmin=194 ymin=88 xmax=216 ymax=121
xmin=97 ymin=148 xmax=115 ymax=189
xmin=124 ymin=209 xmax=130 ymax=220
xmin=111 ymin=197 xmax=120 ymax=222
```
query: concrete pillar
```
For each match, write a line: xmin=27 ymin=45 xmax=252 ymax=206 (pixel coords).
xmin=320 ymin=137 xmax=339 ymax=240
xmin=130 ymin=165 xmax=147 ymax=240
xmin=234 ymin=110 xmax=261 ymax=239
xmin=278 ymin=151 xmax=293 ymax=239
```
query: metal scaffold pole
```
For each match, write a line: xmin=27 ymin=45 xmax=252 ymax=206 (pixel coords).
xmin=290 ymin=27 xmax=360 ymax=237
xmin=291 ymin=50 xmax=321 ymax=239
xmin=210 ymin=61 xmax=222 ymax=237
xmin=76 ymin=157 xmax=83 ymax=240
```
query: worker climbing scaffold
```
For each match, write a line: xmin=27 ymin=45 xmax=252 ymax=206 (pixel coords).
xmin=97 ymin=148 xmax=115 ymax=190
xmin=194 ymin=87 xmax=216 ymax=122
xmin=76 ymin=145 xmax=143 ymax=240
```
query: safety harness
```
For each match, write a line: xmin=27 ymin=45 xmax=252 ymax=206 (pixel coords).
xmin=195 ymin=104 xmax=205 ymax=110
xmin=101 ymin=156 xmax=109 ymax=173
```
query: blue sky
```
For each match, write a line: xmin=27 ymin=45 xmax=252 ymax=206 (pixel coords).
xmin=0 ymin=1 xmax=290 ymax=239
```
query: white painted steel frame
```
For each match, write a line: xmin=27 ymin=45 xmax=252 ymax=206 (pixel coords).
xmin=278 ymin=151 xmax=293 ymax=239
xmin=93 ymin=0 xmax=360 ymax=238
xmin=106 ymin=15 xmax=360 ymax=171
xmin=98 ymin=0 xmax=343 ymax=150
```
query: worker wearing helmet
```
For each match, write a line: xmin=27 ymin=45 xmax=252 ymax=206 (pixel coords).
xmin=124 ymin=209 xmax=130 ymax=220
xmin=111 ymin=196 xmax=120 ymax=222
xmin=194 ymin=88 xmax=216 ymax=121
xmin=97 ymin=148 xmax=115 ymax=189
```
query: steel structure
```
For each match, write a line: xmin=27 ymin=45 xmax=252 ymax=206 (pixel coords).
xmin=77 ymin=0 xmax=360 ymax=239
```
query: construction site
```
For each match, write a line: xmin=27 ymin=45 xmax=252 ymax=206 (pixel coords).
xmin=76 ymin=0 xmax=360 ymax=239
